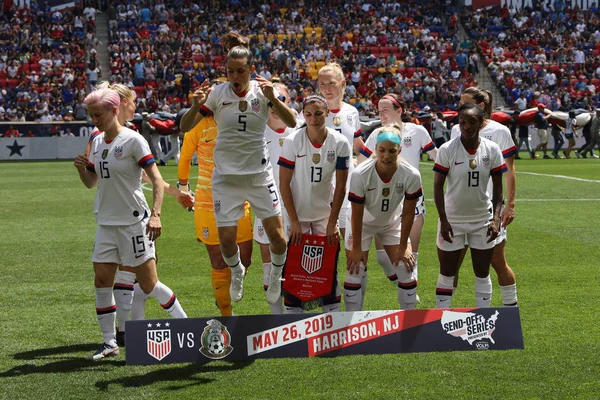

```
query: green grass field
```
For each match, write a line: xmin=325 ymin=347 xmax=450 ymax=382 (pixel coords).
xmin=1 ymin=158 xmax=599 ymax=400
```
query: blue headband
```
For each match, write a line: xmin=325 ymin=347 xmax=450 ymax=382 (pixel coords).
xmin=376 ymin=131 xmax=402 ymax=145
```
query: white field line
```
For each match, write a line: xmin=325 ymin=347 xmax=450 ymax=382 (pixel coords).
xmin=517 ymin=171 xmax=600 ymax=183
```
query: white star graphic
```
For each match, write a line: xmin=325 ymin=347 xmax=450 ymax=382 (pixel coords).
xmin=165 ymin=322 xmax=170 ymax=327
xmin=147 ymin=323 xmax=152 ymax=328
xmin=320 ymin=241 xmax=325 ymax=245
xmin=313 ymin=240 xmax=318 ymax=244
xmin=305 ymin=239 xmax=310 ymax=243
xmin=156 ymin=322 xmax=161 ymax=328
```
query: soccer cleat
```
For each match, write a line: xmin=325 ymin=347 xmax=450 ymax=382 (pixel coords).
xmin=591 ymin=154 xmax=599 ymax=159
xmin=229 ymin=266 xmax=246 ymax=302
xmin=87 ymin=342 xmax=119 ymax=360
xmin=116 ymin=330 xmax=125 ymax=347
xmin=543 ymin=155 xmax=551 ymax=159
xmin=266 ymin=267 xmax=283 ymax=304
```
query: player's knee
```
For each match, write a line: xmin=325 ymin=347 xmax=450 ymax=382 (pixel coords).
xmin=94 ymin=276 xmax=114 ymax=288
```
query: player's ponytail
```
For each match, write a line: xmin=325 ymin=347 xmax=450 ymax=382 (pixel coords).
xmin=462 ymin=87 xmax=492 ymax=119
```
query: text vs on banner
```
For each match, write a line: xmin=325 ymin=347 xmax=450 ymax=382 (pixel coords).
xmin=126 ymin=308 xmax=524 ymax=365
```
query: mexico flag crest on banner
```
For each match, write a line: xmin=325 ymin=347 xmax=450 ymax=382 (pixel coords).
xmin=282 ymin=234 xmax=339 ymax=310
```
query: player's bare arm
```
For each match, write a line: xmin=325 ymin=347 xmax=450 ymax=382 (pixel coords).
xmin=144 ymin=163 xmax=165 ymax=241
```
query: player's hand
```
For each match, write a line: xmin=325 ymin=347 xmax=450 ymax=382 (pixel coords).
xmin=289 ymin=220 xmax=303 ymax=246
xmin=192 ymin=80 xmax=211 ymax=107
xmin=396 ymin=243 xmax=415 ymax=272
xmin=147 ymin=214 xmax=162 ymax=241
xmin=500 ymin=204 xmax=515 ymax=227
xmin=325 ymin=221 xmax=340 ymax=247
xmin=177 ymin=191 xmax=195 ymax=211
xmin=346 ymin=247 xmax=364 ymax=275
xmin=255 ymin=75 xmax=275 ymax=101
xmin=440 ymin=218 xmax=454 ymax=243
xmin=487 ymin=219 xmax=500 ymax=243
xmin=74 ymin=154 xmax=89 ymax=170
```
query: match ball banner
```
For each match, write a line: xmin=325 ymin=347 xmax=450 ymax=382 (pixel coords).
xmin=126 ymin=307 xmax=523 ymax=365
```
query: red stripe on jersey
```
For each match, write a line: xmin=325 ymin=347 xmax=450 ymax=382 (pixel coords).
xmin=354 ymin=128 xmax=362 ymax=138
xmin=359 ymin=144 xmax=372 ymax=157
xmin=466 ymin=149 xmax=477 ymax=155
xmin=405 ymin=187 xmax=423 ymax=200
xmin=277 ymin=157 xmax=295 ymax=169
xmin=161 ymin=293 xmax=176 ymax=309
xmin=422 ymin=141 xmax=435 ymax=152
xmin=348 ymin=192 xmax=365 ymax=204
xmin=502 ymin=145 xmax=517 ymax=158
xmin=491 ymin=164 xmax=508 ymax=175
xmin=138 ymin=154 xmax=155 ymax=167
xmin=433 ymin=163 xmax=449 ymax=174
xmin=96 ymin=305 xmax=117 ymax=312
xmin=199 ymin=105 xmax=213 ymax=117
xmin=330 ymin=108 xmax=341 ymax=113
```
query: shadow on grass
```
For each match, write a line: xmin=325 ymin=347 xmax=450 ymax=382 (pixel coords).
xmin=95 ymin=360 xmax=255 ymax=391
xmin=1 ymin=344 xmax=126 ymax=377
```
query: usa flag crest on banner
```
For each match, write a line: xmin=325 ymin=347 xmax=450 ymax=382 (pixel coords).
xmin=147 ymin=326 xmax=171 ymax=361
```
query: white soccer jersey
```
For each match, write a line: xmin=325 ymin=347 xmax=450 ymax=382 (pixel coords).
xmin=278 ymin=127 xmax=351 ymax=222
xmin=361 ymin=122 xmax=435 ymax=169
xmin=326 ymin=102 xmax=362 ymax=149
xmin=433 ymin=137 xmax=507 ymax=223
xmin=265 ymin=124 xmax=293 ymax=186
xmin=87 ymin=127 xmax=155 ymax=225
xmin=348 ymin=158 xmax=422 ymax=227
xmin=451 ymin=119 xmax=516 ymax=196
xmin=201 ymin=81 xmax=275 ymax=175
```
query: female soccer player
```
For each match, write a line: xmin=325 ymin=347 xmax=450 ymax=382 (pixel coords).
xmin=450 ymin=87 xmax=518 ymax=306
xmin=346 ymin=125 xmax=422 ymax=311
xmin=278 ymin=95 xmax=351 ymax=313
xmin=433 ymin=103 xmax=506 ymax=308
xmin=180 ymin=37 xmax=296 ymax=305
xmin=253 ymin=82 xmax=295 ymax=314
xmin=83 ymin=82 xmax=192 ymax=346
xmin=177 ymin=81 xmax=253 ymax=317
xmin=74 ymin=88 xmax=186 ymax=360
xmin=358 ymin=93 xmax=437 ymax=304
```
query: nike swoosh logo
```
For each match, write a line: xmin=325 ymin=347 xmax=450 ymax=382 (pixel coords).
xmin=93 ymin=151 xmax=99 ymax=155
xmin=267 ymin=141 xmax=272 ymax=144
xmin=205 ymin=139 xmax=214 ymax=142
xmin=439 ymin=299 xmax=449 ymax=302
xmin=222 ymin=102 xmax=232 ymax=106
xmin=367 ymin=187 xmax=376 ymax=191
xmin=297 ymin=154 xmax=306 ymax=158
xmin=215 ymin=285 xmax=226 ymax=290
xmin=407 ymin=293 xmax=415 ymax=297
xmin=135 ymin=254 xmax=145 ymax=259
xmin=483 ymin=297 xmax=490 ymax=301
xmin=455 ymin=161 xmax=464 ymax=165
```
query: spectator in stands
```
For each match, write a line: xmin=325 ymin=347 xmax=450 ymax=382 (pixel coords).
xmin=4 ymin=125 xmax=19 ymax=137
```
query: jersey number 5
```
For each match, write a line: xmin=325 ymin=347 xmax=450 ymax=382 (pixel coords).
xmin=238 ymin=115 xmax=247 ymax=131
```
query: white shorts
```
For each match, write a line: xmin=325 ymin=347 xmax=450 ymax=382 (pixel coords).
xmin=300 ymin=217 xmax=329 ymax=235
xmin=436 ymin=220 xmax=496 ymax=252
xmin=212 ymin=168 xmax=281 ymax=227
xmin=337 ymin=198 xmax=349 ymax=229
xmin=344 ymin=214 xmax=403 ymax=251
xmin=92 ymin=220 xmax=156 ymax=267
xmin=254 ymin=207 xmax=291 ymax=244
xmin=414 ymin=193 xmax=426 ymax=219
xmin=495 ymin=223 xmax=507 ymax=245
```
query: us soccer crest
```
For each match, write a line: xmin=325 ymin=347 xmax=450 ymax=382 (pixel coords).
xmin=147 ymin=325 xmax=171 ymax=361
xmin=333 ymin=116 xmax=341 ymax=126
xmin=347 ymin=114 xmax=353 ymax=125
xmin=326 ymin=150 xmax=336 ymax=163
xmin=202 ymin=226 xmax=209 ymax=239
xmin=403 ymin=137 xmax=412 ymax=148
xmin=382 ymin=187 xmax=390 ymax=197
xmin=239 ymin=101 xmax=247 ymax=112
xmin=200 ymin=319 xmax=233 ymax=359
xmin=301 ymin=243 xmax=324 ymax=274
xmin=482 ymin=155 xmax=490 ymax=168
xmin=251 ymin=98 xmax=260 ymax=112
xmin=395 ymin=182 xmax=404 ymax=194
xmin=113 ymin=146 xmax=123 ymax=160
xmin=312 ymin=153 xmax=321 ymax=164
xmin=101 ymin=149 xmax=109 ymax=160
xmin=257 ymin=224 xmax=264 ymax=237
xmin=214 ymin=200 xmax=221 ymax=214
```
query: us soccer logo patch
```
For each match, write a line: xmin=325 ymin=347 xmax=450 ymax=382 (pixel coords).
xmin=214 ymin=200 xmax=221 ymax=214
xmin=251 ymin=98 xmax=260 ymax=112
xmin=301 ymin=244 xmax=324 ymax=274
xmin=347 ymin=114 xmax=353 ymax=125
xmin=326 ymin=150 xmax=335 ymax=163
xmin=257 ymin=224 xmax=264 ymax=237
xmin=147 ymin=323 xmax=171 ymax=361
xmin=395 ymin=182 xmax=404 ymax=194
xmin=200 ymin=319 xmax=233 ymax=359
xmin=403 ymin=137 xmax=412 ymax=148
xmin=202 ymin=226 xmax=209 ymax=239
xmin=114 ymin=146 xmax=123 ymax=160
xmin=482 ymin=155 xmax=490 ymax=168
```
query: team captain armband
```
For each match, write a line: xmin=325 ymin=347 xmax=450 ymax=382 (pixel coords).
xmin=405 ymin=187 xmax=423 ymax=200
xmin=198 ymin=105 xmax=213 ymax=117
xmin=348 ymin=192 xmax=365 ymax=204
xmin=336 ymin=156 xmax=350 ymax=170
xmin=491 ymin=163 xmax=508 ymax=175
xmin=433 ymin=163 xmax=449 ymax=175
